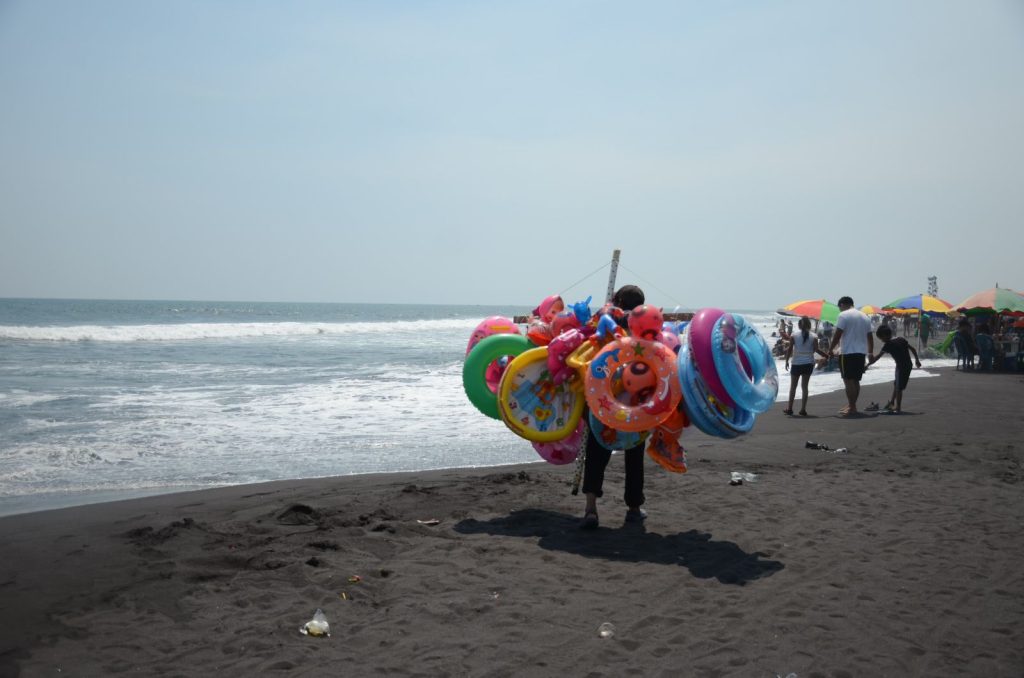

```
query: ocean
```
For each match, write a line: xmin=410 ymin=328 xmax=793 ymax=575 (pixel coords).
xmin=0 ymin=298 xmax=956 ymax=516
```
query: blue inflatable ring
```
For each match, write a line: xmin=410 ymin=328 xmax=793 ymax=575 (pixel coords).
xmin=588 ymin=411 xmax=650 ymax=451
xmin=709 ymin=313 xmax=778 ymax=414
xmin=678 ymin=341 xmax=754 ymax=438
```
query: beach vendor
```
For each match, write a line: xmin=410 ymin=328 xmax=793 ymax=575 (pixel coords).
xmin=581 ymin=284 xmax=648 ymax=530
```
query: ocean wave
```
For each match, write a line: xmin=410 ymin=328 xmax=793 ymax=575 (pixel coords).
xmin=0 ymin=318 xmax=482 ymax=343
xmin=0 ymin=392 xmax=64 ymax=407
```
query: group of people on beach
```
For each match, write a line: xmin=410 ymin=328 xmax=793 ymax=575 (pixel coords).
xmin=954 ymin=318 xmax=1008 ymax=371
xmin=781 ymin=296 xmax=921 ymax=418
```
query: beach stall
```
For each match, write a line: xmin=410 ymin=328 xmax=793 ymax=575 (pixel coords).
xmin=954 ymin=286 xmax=1024 ymax=316
xmin=954 ymin=286 xmax=1024 ymax=370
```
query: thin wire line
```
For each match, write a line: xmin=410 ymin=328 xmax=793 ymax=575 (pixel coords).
xmin=619 ymin=263 xmax=690 ymax=310
xmin=558 ymin=259 xmax=610 ymax=299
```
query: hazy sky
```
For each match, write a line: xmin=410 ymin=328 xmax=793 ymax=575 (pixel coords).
xmin=1 ymin=1 xmax=1022 ymax=310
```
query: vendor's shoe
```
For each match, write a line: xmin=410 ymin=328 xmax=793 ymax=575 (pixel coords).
xmin=625 ymin=508 xmax=647 ymax=523
xmin=580 ymin=511 xmax=599 ymax=530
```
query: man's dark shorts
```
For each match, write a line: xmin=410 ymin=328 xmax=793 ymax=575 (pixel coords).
xmin=839 ymin=353 xmax=866 ymax=381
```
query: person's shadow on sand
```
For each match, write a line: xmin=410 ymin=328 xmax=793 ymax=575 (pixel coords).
xmin=455 ymin=509 xmax=783 ymax=586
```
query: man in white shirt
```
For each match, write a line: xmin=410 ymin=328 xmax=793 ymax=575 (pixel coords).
xmin=827 ymin=296 xmax=874 ymax=416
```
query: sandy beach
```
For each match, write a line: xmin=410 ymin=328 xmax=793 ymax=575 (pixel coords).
xmin=2 ymin=367 xmax=1022 ymax=677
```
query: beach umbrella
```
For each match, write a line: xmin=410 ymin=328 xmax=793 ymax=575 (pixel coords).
xmin=882 ymin=294 xmax=954 ymax=315
xmin=860 ymin=305 xmax=885 ymax=315
xmin=954 ymin=287 xmax=1024 ymax=316
xmin=777 ymin=299 xmax=840 ymax=324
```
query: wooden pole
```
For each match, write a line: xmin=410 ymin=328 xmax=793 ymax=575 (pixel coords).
xmin=570 ymin=424 xmax=588 ymax=495
xmin=605 ymin=249 xmax=621 ymax=303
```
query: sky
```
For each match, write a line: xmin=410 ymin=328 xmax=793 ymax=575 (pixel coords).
xmin=1 ymin=1 xmax=1022 ymax=311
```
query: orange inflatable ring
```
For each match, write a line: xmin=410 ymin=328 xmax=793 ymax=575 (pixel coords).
xmin=583 ymin=337 xmax=681 ymax=432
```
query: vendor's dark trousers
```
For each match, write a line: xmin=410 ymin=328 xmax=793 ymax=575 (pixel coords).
xmin=581 ymin=428 xmax=645 ymax=508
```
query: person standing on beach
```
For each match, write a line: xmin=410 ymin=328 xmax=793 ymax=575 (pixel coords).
xmin=776 ymin=318 xmax=791 ymax=340
xmin=581 ymin=284 xmax=647 ymax=530
xmin=867 ymin=325 xmax=921 ymax=414
xmin=919 ymin=313 xmax=930 ymax=347
xmin=783 ymin=316 xmax=829 ymax=416
xmin=827 ymin=296 xmax=874 ymax=417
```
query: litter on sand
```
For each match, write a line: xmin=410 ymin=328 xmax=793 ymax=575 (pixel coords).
xmin=300 ymin=608 xmax=330 ymax=637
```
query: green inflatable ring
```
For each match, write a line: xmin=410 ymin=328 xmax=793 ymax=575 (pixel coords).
xmin=463 ymin=333 xmax=532 ymax=419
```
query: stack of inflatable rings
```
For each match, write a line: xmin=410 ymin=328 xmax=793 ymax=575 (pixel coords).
xmin=462 ymin=307 xmax=778 ymax=467
xmin=678 ymin=308 xmax=778 ymax=438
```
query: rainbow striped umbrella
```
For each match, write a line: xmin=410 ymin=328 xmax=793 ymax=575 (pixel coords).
xmin=777 ymin=299 xmax=840 ymax=324
xmin=954 ymin=287 xmax=1024 ymax=316
xmin=882 ymin=294 xmax=954 ymax=315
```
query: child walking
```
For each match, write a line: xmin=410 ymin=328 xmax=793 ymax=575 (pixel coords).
xmin=867 ymin=325 xmax=921 ymax=414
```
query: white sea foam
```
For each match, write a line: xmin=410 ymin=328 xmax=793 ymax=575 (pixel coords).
xmin=0 ymin=392 xmax=63 ymax=407
xmin=0 ymin=360 xmax=525 ymax=500
xmin=0 ymin=318 xmax=481 ymax=342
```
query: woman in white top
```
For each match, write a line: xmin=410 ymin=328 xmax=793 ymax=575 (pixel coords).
xmin=783 ymin=316 xmax=828 ymax=416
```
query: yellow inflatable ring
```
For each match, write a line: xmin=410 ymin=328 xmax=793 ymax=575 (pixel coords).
xmin=497 ymin=347 xmax=585 ymax=443
xmin=584 ymin=337 xmax=680 ymax=432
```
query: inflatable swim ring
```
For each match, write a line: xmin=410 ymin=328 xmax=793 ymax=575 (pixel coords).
xmin=678 ymin=340 xmax=754 ymax=438
xmin=466 ymin=315 xmax=521 ymax=355
xmin=465 ymin=316 xmax=523 ymax=405
xmin=463 ymin=333 xmax=532 ymax=419
xmin=584 ymin=337 xmax=680 ymax=432
xmin=498 ymin=346 xmax=585 ymax=443
xmin=588 ymin=411 xmax=649 ymax=451
xmin=687 ymin=308 xmax=735 ymax=407
xmin=710 ymin=313 xmax=778 ymax=414
xmin=532 ymin=418 xmax=586 ymax=465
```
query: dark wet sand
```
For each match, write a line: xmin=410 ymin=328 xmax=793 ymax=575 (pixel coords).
xmin=2 ymin=368 xmax=1022 ymax=677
